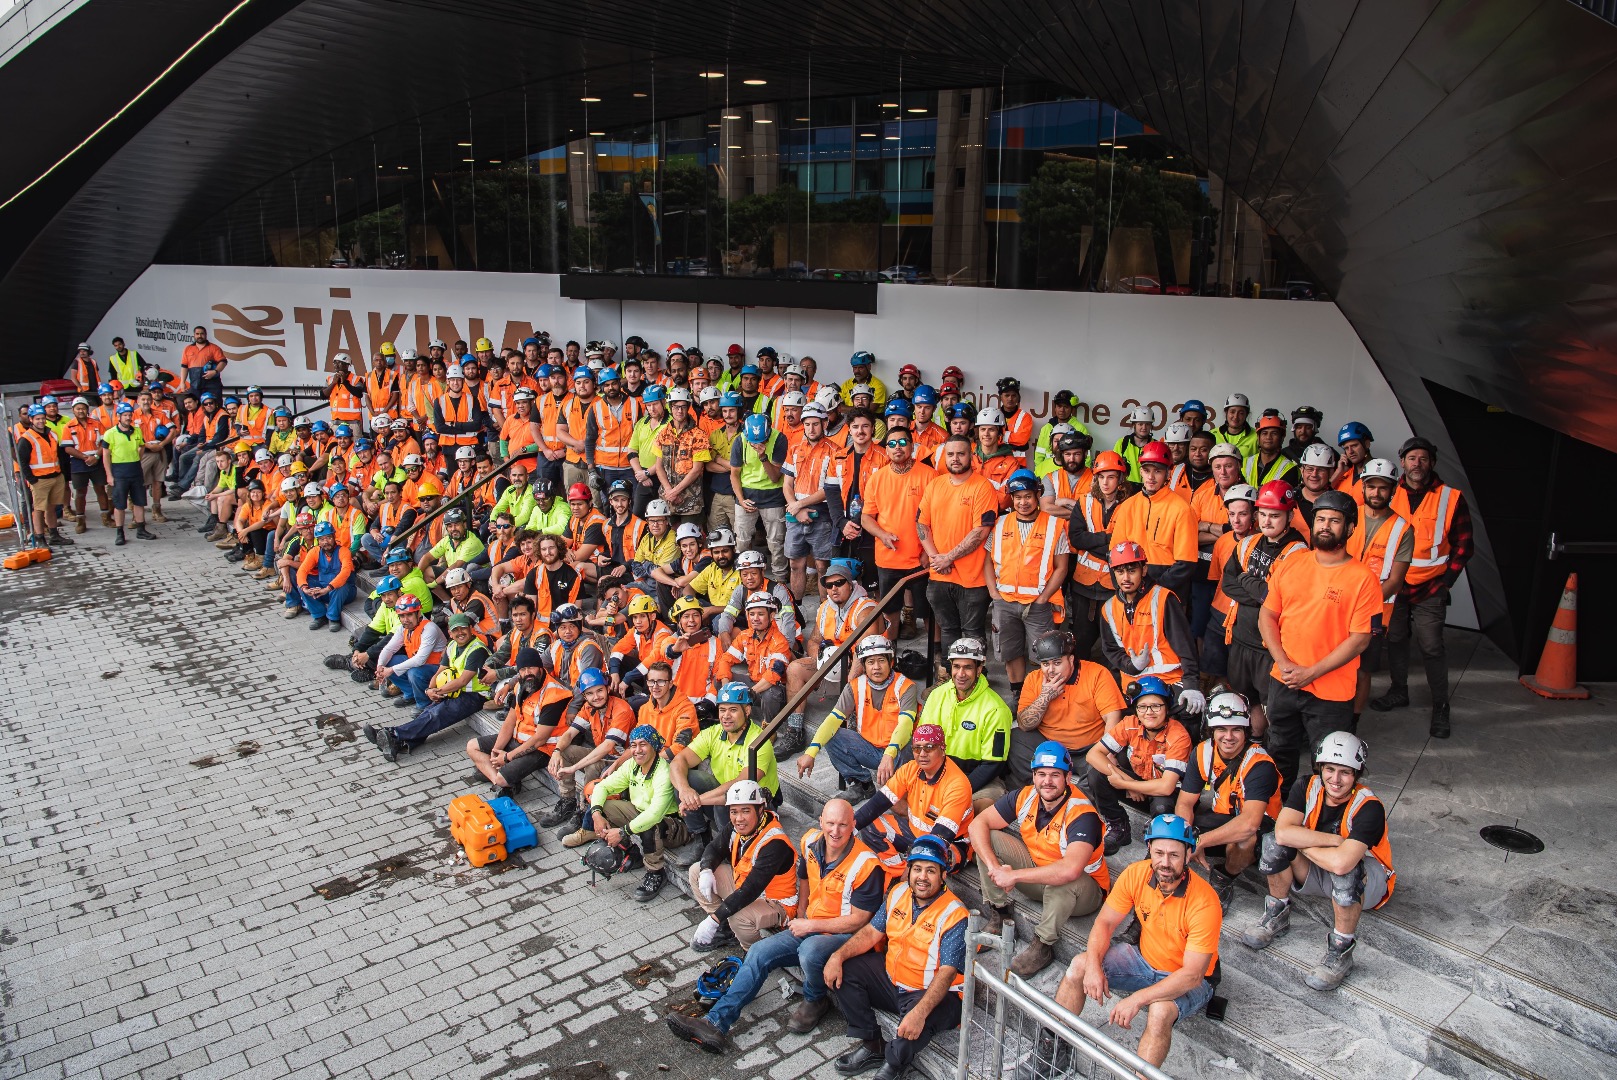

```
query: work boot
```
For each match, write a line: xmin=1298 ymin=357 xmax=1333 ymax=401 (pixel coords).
xmin=834 ymin=1039 xmax=886 ymax=1075
xmin=774 ymin=714 xmax=804 ymax=755
xmin=135 ymin=526 xmax=156 ymax=541
xmin=74 ymin=519 xmax=87 ymax=534
xmin=150 ymin=508 xmax=168 ymax=523
xmin=665 ymin=1012 xmax=729 ymax=1055
xmin=100 ymin=511 xmax=114 ymax=527
xmin=49 ymin=530 xmax=74 ymax=546
xmin=538 ymin=797 xmax=577 ymax=829
xmin=206 ymin=524 xmax=229 ymax=542
xmin=1014 ymin=1030 xmax=1074 ymax=1080
xmin=197 ymin=517 xmax=217 ymax=533
xmin=787 ymin=995 xmax=832 ymax=1034
xmin=115 ymin=530 xmax=127 ymax=546
xmin=266 ymin=577 xmax=286 ymax=590
xmin=1241 ymin=895 xmax=1291 ymax=950
xmin=214 ymin=536 xmax=237 ymax=549
xmin=324 ymin=654 xmax=351 ymax=671
xmin=242 ymin=554 xmax=263 ymax=572
xmin=692 ymin=922 xmax=738 ymax=954
xmin=1209 ymin=866 xmax=1237 ymax=909
xmin=981 ymin=902 xmax=1013 ymax=938
xmin=255 ymin=565 xmax=277 ymax=580
xmin=1103 ymin=816 xmax=1130 ymax=856
xmin=1429 ymin=703 xmax=1451 ymax=739
xmin=375 ymin=728 xmax=399 ymax=762
xmin=361 ymin=723 xmax=379 ymax=744
xmin=633 ymin=869 xmax=665 ymax=902
xmin=1009 ymin=939 xmax=1056 ymax=978
xmin=1305 ymin=932 xmax=1356 ymax=991
xmin=1370 ymin=685 xmax=1408 ymax=712
xmin=350 ymin=667 xmax=373 ymax=683
xmin=60 ymin=508 xmax=78 ymax=523
xmin=898 ymin=605 xmax=917 ymax=640
xmin=561 ymin=827 xmax=598 ymax=848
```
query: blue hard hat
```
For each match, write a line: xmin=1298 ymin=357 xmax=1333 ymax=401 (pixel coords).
xmin=384 ymin=546 xmax=411 ymax=564
xmin=26 ymin=404 xmax=45 ymax=417
xmin=326 ymin=482 xmax=346 ymax=497
xmin=1006 ymin=468 xmax=1040 ymax=495
xmin=522 ymin=336 xmax=540 ymax=348
xmin=115 ymin=402 xmax=134 ymax=415
xmin=756 ymin=346 xmax=778 ymax=358
xmin=607 ymin=478 xmax=632 ymax=497
xmin=743 ymin=414 xmax=770 ymax=442
xmin=311 ymin=420 xmax=330 ymax=434
xmin=739 ymin=364 xmax=760 ymax=377
xmin=273 ymin=407 xmax=291 ymax=419
xmin=334 ymin=424 xmax=352 ymax=438
xmin=97 ymin=382 xmax=114 ymax=395
xmin=247 ymin=385 xmax=262 ymax=395
xmin=376 ymin=574 xmax=403 ymax=594
xmin=1179 ymin=399 xmax=1209 ymax=418
xmin=911 ymin=384 xmax=938 ymax=405
xmin=884 ymin=398 xmax=913 ymax=418
xmin=1337 ymin=421 xmax=1373 ymax=446
xmin=1030 ymin=740 xmax=1072 ymax=772
xmin=153 ymin=425 xmax=170 ymax=440
xmin=355 ymin=438 xmax=374 ymax=450
xmin=643 ymin=384 xmax=666 ymax=403
xmin=576 ymin=667 xmax=608 ymax=692
xmin=1143 ymin=813 xmax=1197 ymax=851
xmin=313 ymin=522 xmax=335 ymax=538
xmin=598 ymin=367 xmax=621 ymax=383
xmin=720 ymin=391 xmax=743 ymax=409
xmin=199 ymin=392 xmax=217 ymax=403
xmin=537 ymin=364 xmax=555 ymax=378
xmin=850 ymin=350 xmax=875 ymax=367
xmin=39 ymin=395 xmax=57 ymax=406
xmin=717 ymin=681 xmax=753 ymax=705
xmin=906 ymin=834 xmax=950 ymax=869
xmin=1130 ymin=675 xmax=1171 ymax=705
xmin=224 ymin=396 xmax=241 ymax=407
xmin=420 ymin=429 xmax=438 ymax=442
xmin=574 ymin=367 xmax=596 ymax=382
xmin=947 ymin=402 xmax=977 ymax=421
xmin=825 ymin=557 xmax=861 ymax=583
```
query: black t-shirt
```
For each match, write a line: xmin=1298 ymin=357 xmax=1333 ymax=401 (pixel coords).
xmin=524 ymin=562 xmax=581 ymax=610
xmin=1180 ymin=749 xmax=1280 ymax=810
xmin=1285 ymin=781 xmax=1385 ymax=848
xmin=991 ymin=788 xmax=1102 ymax=851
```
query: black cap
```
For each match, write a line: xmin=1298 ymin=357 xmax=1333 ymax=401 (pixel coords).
xmin=1399 ymin=436 xmax=1438 ymax=461
xmin=514 ymin=647 xmax=544 ymax=669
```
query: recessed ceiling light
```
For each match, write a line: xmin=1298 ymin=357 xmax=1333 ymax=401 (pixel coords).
xmin=796 ymin=117 xmax=811 ymax=122
xmin=580 ymin=96 xmax=600 ymax=102
xmin=462 ymin=158 xmax=475 ymax=162
xmin=884 ymin=135 xmax=899 ymax=140
xmin=570 ymin=150 xmax=584 ymax=155
xmin=907 ymin=108 xmax=927 ymax=113
xmin=722 ymin=114 xmax=741 ymax=120
xmin=633 ymin=92 xmax=647 ymax=98
xmin=398 ymin=165 xmax=408 ymax=170
xmin=859 ymin=132 xmax=877 ymax=138
xmin=1114 ymin=144 xmax=1128 ymax=150
xmin=881 ymin=103 xmax=898 ymax=108
xmin=743 ymin=79 xmax=767 ymax=85
xmin=457 ymin=142 xmax=472 ymax=147
xmin=589 ymin=131 xmax=605 ymax=136
xmin=707 ymin=123 xmax=720 ymax=128
xmin=1099 ymin=140 xmax=1112 ymax=147
xmin=699 ymin=72 xmax=725 ymax=78
xmin=727 ymin=145 xmax=741 ymax=150
xmin=488 ymin=159 xmax=501 ymax=164
xmin=754 ymin=118 xmax=772 ymax=124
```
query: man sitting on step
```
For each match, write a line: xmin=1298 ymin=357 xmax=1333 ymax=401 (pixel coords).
xmin=967 ymin=740 xmax=1109 ymax=978
xmin=1172 ymin=690 xmax=1281 ymax=908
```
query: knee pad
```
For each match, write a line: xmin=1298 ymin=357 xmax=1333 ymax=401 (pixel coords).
xmin=1330 ymin=861 xmax=1367 ymax=908
xmin=1257 ymin=832 xmax=1297 ymax=877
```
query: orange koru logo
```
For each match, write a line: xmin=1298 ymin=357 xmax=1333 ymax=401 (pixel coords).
xmin=212 ymin=304 xmax=286 ymax=366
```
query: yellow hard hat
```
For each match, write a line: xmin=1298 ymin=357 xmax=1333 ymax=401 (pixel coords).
xmin=415 ymin=477 xmax=442 ymax=497
xmin=234 ymin=440 xmax=252 ymax=453
xmin=627 ymin=594 xmax=660 ymax=618
xmin=290 ymin=462 xmax=308 ymax=474
xmin=474 ymin=337 xmax=494 ymax=353
xmin=670 ymin=596 xmax=703 ymax=618
xmin=380 ymin=341 xmax=397 ymax=356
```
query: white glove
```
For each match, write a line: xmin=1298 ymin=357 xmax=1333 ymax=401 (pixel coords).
xmin=1178 ymin=689 xmax=1206 ymax=715
xmin=1128 ymin=648 xmax=1152 ymax=671
xmin=698 ymin=868 xmax=718 ymax=902
xmin=691 ymin=915 xmax=720 ymax=948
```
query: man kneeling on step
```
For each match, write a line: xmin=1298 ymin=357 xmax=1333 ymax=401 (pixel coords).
xmin=967 ymin=740 xmax=1108 ymax=977
xmin=687 ymin=779 xmax=799 ymax=954
xmin=1241 ymin=731 xmax=1394 ymax=992
xmin=666 ymin=798 xmax=883 ymax=1053
xmin=587 ymin=726 xmax=689 ymax=903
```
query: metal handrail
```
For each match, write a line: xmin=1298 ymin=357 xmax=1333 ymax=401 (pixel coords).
xmin=386 ymin=455 xmax=523 ymax=550
xmin=745 ymin=567 xmax=931 ymax=778
xmin=1546 ymin=531 xmax=1617 ymax=560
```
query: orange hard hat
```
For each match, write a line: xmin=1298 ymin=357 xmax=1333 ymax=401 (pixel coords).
xmin=1092 ymin=450 xmax=1127 ymax=474
xmin=1257 ymin=414 xmax=1286 ymax=432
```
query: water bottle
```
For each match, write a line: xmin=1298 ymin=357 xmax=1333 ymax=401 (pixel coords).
xmin=848 ymin=494 xmax=862 ymax=519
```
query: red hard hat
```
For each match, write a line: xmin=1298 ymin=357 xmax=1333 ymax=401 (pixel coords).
xmin=567 ymin=482 xmax=592 ymax=502
xmin=1109 ymin=540 xmax=1147 ymax=568
xmin=727 ymin=343 xmax=744 ymax=355
xmin=1255 ymin=480 xmax=1296 ymax=512
xmin=941 ymin=365 xmax=965 ymax=381
xmin=1137 ymin=440 xmax=1172 ymax=467
xmin=899 ymin=363 xmax=921 ymax=377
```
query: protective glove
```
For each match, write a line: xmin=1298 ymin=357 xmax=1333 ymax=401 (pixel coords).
xmin=1127 ymin=648 xmax=1152 ymax=671
xmin=691 ymin=915 xmax=720 ymax=948
xmin=697 ymin=868 xmax=718 ymax=902
xmin=1178 ymin=689 xmax=1206 ymax=715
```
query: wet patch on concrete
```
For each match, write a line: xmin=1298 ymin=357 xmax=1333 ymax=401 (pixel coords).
xmin=99 ymin=670 xmax=119 ymax=679
xmin=190 ymin=755 xmax=218 ymax=768
xmin=625 ymin=959 xmax=673 ymax=988
xmin=312 ymin=876 xmax=361 ymax=900
xmin=314 ymin=712 xmax=357 ymax=746
xmin=234 ymin=740 xmax=261 ymax=757
xmin=512 ymin=931 xmax=556 ymax=959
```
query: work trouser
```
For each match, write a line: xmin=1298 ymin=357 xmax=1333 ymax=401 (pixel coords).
xmin=595 ymin=800 xmax=687 ymax=872
xmin=685 ymin=862 xmax=789 ymax=946
xmin=555 ymin=741 xmax=609 ymax=801
xmin=706 ymin=492 xmax=737 ymax=535
xmin=824 ymin=727 xmax=911 ymax=786
xmin=734 ymin=502 xmax=787 ymax=581
xmin=1265 ymin=681 xmax=1354 ymax=797
xmin=301 ymin=580 xmax=356 ymax=622
xmin=1066 ymin=585 xmax=1106 ymax=666
xmin=835 ymin=952 xmax=962 ymax=1072
xmin=1384 ymin=592 xmax=1448 ymax=707
xmin=679 ymin=764 xmax=724 ymax=838
xmin=705 ymin=929 xmax=850 ymax=1033
xmin=387 ymin=663 xmax=439 ymax=707
xmin=1087 ymin=756 xmax=1175 ymax=824
xmin=925 ymin=581 xmax=990 ymax=658
xmin=389 ymin=692 xmax=487 ymax=749
xmin=975 ymin=831 xmax=1105 ymax=944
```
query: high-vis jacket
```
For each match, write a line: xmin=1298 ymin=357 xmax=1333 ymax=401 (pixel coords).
xmin=990 ymin=510 xmax=1067 ymax=610
xmin=883 ymin=881 xmax=968 ymax=992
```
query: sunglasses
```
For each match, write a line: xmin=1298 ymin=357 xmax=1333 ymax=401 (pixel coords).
xmin=885 ymin=438 xmax=910 ymax=448
xmin=494 ymin=523 xmax=512 ymax=530
xmin=824 ymin=578 xmax=851 ymax=587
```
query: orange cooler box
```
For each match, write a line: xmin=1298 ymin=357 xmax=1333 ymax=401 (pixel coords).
xmin=448 ymin=794 xmax=507 ymax=867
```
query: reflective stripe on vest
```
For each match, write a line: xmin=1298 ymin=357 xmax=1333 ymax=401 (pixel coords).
xmin=446 ymin=637 xmax=490 ymax=694
xmin=1013 ymin=785 xmax=1109 ymax=884
xmin=801 ymin=829 xmax=882 ymax=920
xmin=1396 ymin=484 xmax=1458 ymax=584
xmin=1070 ymin=494 xmax=1110 ymax=583
xmin=589 ymin=398 xmax=641 ymax=467
xmin=991 ymin=511 xmax=1064 ymax=601
xmin=1196 ymin=741 xmax=1282 ymax=820
xmin=852 ymin=673 xmax=914 ymax=749
xmin=1101 ymin=586 xmax=1179 ymax=679
xmin=18 ymin=429 xmax=62 ymax=475
xmin=884 ymin=882 xmax=967 ymax=992
xmin=731 ymin=816 xmax=799 ymax=914
xmin=1303 ymin=777 xmax=1396 ymax=906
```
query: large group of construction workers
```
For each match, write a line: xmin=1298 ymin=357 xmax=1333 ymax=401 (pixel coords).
xmin=27 ymin=328 xmax=1466 ymax=1076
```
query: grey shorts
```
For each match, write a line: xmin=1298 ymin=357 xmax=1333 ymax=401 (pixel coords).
xmin=1260 ymin=831 xmax=1390 ymax=910
xmin=994 ymin=599 xmax=1057 ymax=661
xmin=785 ymin=516 xmax=835 ymax=561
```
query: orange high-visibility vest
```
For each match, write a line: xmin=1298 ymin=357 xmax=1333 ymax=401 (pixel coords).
xmin=1302 ymin=777 xmax=1395 ymax=907
xmin=730 ymin=814 xmax=799 ymax=915
xmin=365 ymin=371 xmax=397 ymax=418
xmin=1012 ymin=784 xmax=1110 ymax=889
xmin=990 ymin=510 xmax=1066 ymax=610
xmin=1346 ymin=511 xmax=1412 ymax=622
xmin=1192 ymin=741 xmax=1282 ymax=820
xmin=883 ymin=881 xmax=968 ymax=992
xmin=17 ymin=428 xmax=62 ymax=476
xmin=1101 ymin=584 xmax=1182 ymax=684
xmin=588 ymin=397 xmax=641 ymax=468
xmin=851 ymin=673 xmax=915 ymax=749
xmin=799 ymin=829 xmax=883 ymax=920
xmin=1068 ymin=494 xmax=1113 ymax=588
xmin=1391 ymin=484 xmax=1459 ymax=587
xmin=327 ymin=377 xmax=363 ymax=424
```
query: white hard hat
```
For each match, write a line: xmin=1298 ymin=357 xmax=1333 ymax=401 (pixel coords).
xmin=1225 ymin=393 xmax=1250 ymax=409
xmin=390 ymin=418 xmax=410 ymax=429
xmin=429 ymin=338 xmax=447 ymax=349
xmin=1361 ymin=458 xmax=1399 ymax=482
xmin=280 ymin=477 xmax=300 ymax=493
xmin=371 ymin=416 xmax=391 ymax=431
xmin=277 ymin=453 xmax=293 ymax=467
xmin=1315 ymin=731 xmax=1367 ymax=772
xmin=1205 ymin=691 xmax=1251 ymax=728
xmin=675 ymin=523 xmax=703 ymax=542
xmin=814 ymin=386 xmax=841 ymax=411
xmin=744 ymin=591 xmax=780 ymax=612
xmin=698 ymin=386 xmax=721 ymax=404
xmin=455 ymin=446 xmax=477 ymax=461
xmin=1125 ymin=406 xmax=1154 ymax=425
xmin=855 ymin=635 xmax=895 ymax=661
xmin=402 ymin=454 xmax=423 ymax=467
xmin=400 ymin=348 xmax=419 ymax=360
xmin=780 ymin=390 xmax=807 ymax=408
xmin=801 ymin=402 xmax=828 ymax=421
xmin=513 ymin=387 xmax=537 ymax=401
xmin=442 ymin=566 xmax=472 ymax=588
xmin=736 ymin=550 xmax=767 ymax=571
xmin=947 ymin=637 xmax=987 ymax=663
xmin=303 ymin=482 xmax=324 ymax=497
xmin=707 ymin=527 xmax=737 ymax=548
xmin=1164 ymin=421 xmax=1192 ymax=444
xmin=1222 ymin=483 xmax=1259 ymax=506
xmin=254 ymin=448 xmax=271 ymax=462
xmin=1299 ymin=443 xmax=1339 ymax=468
xmin=782 ymin=362 xmax=803 ymax=377
xmin=725 ymin=779 xmax=768 ymax=806
xmin=975 ymin=406 xmax=1005 ymax=428
xmin=333 ymin=352 xmax=351 ymax=366
xmin=599 ymin=340 xmax=618 ymax=351
xmin=445 ymin=364 xmax=464 ymax=380
xmin=849 ymin=382 xmax=875 ymax=399
xmin=666 ymin=386 xmax=692 ymax=403
xmin=645 ymin=499 xmax=671 ymax=518
xmin=1208 ymin=442 xmax=1242 ymax=462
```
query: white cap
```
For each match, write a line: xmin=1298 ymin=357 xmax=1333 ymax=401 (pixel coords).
xmin=371 ymin=416 xmax=391 ymax=431
xmin=849 ymin=383 xmax=875 ymax=399
xmin=429 ymin=338 xmax=447 ymax=349
xmin=698 ymin=386 xmax=721 ymax=403
xmin=1222 ymin=483 xmax=1258 ymax=506
xmin=277 ymin=453 xmax=293 ymax=467
xmin=333 ymin=352 xmax=351 ymax=366
xmin=513 ymin=387 xmax=537 ymax=401
xmin=1206 ymin=691 xmax=1251 ymax=728
xmin=736 ymin=550 xmax=767 ymax=570
xmin=666 ymin=387 xmax=692 ymax=403
xmin=645 ymin=499 xmax=671 ymax=518
xmin=1125 ymin=406 xmax=1154 ymax=424
xmin=400 ymin=348 xmax=419 ymax=360
xmin=1315 ymin=731 xmax=1367 ymax=771
xmin=814 ymin=386 xmax=841 ymax=411
xmin=253 ymin=448 xmax=271 ymax=461
xmin=1225 ymin=392 xmax=1250 ymax=409
xmin=280 ymin=477 xmax=300 ymax=492
xmin=445 ymin=364 xmax=464 ymax=380
xmin=744 ymin=591 xmax=779 ymax=611
xmin=443 ymin=567 xmax=472 ymax=588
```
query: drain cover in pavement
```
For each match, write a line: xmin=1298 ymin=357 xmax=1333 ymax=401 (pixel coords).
xmin=1480 ymin=825 xmax=1544 ymax=854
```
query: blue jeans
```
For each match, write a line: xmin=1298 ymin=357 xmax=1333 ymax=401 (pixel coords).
xmin=705 ymin=930 xmax=851 ymax=1033
xmin=388 ymin=664 xmax=438 ymax=706
xmin=1099 ymin=943 xmax=1214 ymax=1022
xmin=301 ymin=580 xmax=356 ymax=622
xmin=389 ymin=693 xmax=487 ymax=749
xmin=824 ymin=727 xmax=910 ymax=785
xmin=360 ymin=533 xmax=390 ymax=566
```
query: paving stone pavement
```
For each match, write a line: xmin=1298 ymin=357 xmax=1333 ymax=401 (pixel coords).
xmin=0 ymin=512 xmax=866 ymax=1080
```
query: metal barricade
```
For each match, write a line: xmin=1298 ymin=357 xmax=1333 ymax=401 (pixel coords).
xmin=955 ymin=915 xmax=1173 ymax=1080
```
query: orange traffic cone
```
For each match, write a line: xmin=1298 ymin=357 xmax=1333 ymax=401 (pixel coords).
xmin=1521 ymin=573 xmax=1590 ymax=700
